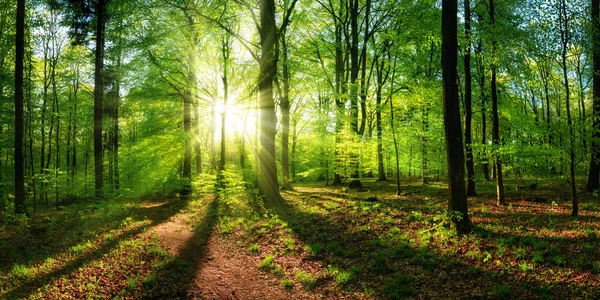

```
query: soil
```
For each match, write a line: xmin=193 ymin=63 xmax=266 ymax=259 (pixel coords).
xmin=143 ymin=197 xmax=346 ymax=299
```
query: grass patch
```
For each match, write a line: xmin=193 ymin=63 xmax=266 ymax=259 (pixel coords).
xmin=281 ymin=278 xmax=294 ymax=290
xmin=296 ymin=270 xmax=317 ymax=290
xmin=248 ymin=243 xmax=260 ymax=253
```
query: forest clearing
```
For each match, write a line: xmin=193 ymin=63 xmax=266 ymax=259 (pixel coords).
xmin=3 ymin=0 xmax=600 ymax=298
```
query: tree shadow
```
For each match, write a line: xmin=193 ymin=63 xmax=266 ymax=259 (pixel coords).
xmin=0 ymin=196 xmax=194 ymax=299
xmin=274 ymin=190 xmax=598 ymax=298
xmin=141 ymin=196 xmax=219 ymax=299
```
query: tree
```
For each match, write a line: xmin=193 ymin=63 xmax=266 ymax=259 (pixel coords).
xmin=14 ymin=0 xmax=26 ymax=215
xmin=257 ymin=0 xmax=283 ymax=206
xmin=489 ymin=0 xmax=505 ymax=206
xmin=558 ymin=0 xmax=577 ymax=216
xmin=55 ymin=0 xmax=110 ymax=199
xmin=588 ymin=0 xmax=600 ymax=192
xmin=93 ymin=0 xmax=107 ymax=199
xmin=441 ymin=0 xmax=472 ymax=234
xmin=464 ymin=0 xmax=475 ymax=196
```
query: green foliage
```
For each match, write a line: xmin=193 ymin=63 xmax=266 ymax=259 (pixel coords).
xmin=248 ymin=244 xmax=260 ymax=253
xmin=281 ymin=278 xmax=294 ymax=290
xmin=327 ymin=265 xmax=353 ymax=286
xmin=11 ymin=264 xmax=31 ymax=279
xmin=258 ymin=255 xmax=282 ymax=275
xmin=295 ymin=270 xmax=317 ymax=290
xmin=304 ymin=243 xmax=322 ymax=255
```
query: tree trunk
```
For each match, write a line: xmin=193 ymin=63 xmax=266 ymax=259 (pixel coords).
xmin=587 ymin=0 xmax=600 ymax=192
xmin=442 ymin=0 xmax=472 ymax=234
xmin=375 ymin=54 xmax=387 ymax=182
xmin=94 ymin=0 xmax=105 ymax=199
xmin=26 ymin=55 xmax=36 ymax=211
xmin=333 ymin=18 xmax=344 ymax=186
xmin=560 ymin=0 xmax=577 ymax=216
xmin=347 ymin=0 xmax=362 ymax=189
xmin=475 ymin=40 xmax=490 ymax=181
xmin=219 ymin=34 xmax=230 ymax=188
xmin=490 ymin=0 xmax=505 ymax=206
xmin=464 ymin=0 xmax=476 ymax=196
xmin=280 ymin=27 xmax=292 ymax=190
xmin=258 ymin=0 xmax=283 ymax=206
xmin=14 ymin=0 xmax=26 ymax=215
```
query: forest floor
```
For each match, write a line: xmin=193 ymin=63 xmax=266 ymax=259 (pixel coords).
xmin=1 ymin=178 xmax=600 ymax=299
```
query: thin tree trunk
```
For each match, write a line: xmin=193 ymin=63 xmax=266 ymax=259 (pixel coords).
xmin=490 ymin=0 xmax=505 ymax=206
xmin=475 ymin=40 xmax=490 ymax=181
xmin=94 ymin=0 xmax=105 ymax=199
xmin=464 ymin=0 xmax=476 ymax=196
xmin=219 ymin=34 xmax=230 ymax=188
xmin=14 ymin=0 xmax=26 ymax=215
xmin=280 ymin=27 xmax=292 ymax=190
xmin=560 ymin=0 xmax=577 ymax=216
xmin=375 ymin=52 xmax=388 ymax=182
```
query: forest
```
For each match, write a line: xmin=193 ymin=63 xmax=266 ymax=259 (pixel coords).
xmin=1 ymin=0 xmax=600 ymax=298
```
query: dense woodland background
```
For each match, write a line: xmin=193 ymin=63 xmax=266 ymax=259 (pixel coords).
xmin=2 ymin=0 xmax=600 ymax=298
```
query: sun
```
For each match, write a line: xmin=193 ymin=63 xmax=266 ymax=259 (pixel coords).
xmin=212 ymin=95 xmax=256 ymax=139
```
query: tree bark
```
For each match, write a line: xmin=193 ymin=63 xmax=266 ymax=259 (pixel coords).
xmin=464 ymin=0 xmax=475 ymax=196
xmin=559 ymin=0 xmax=577 ymax=216
xmin=375 ymin=52 xmax=388 ymax=182
xmin=94 ymin=0 xmax=106 ymax=199
xmin=442 ymin=0 xmax=472 ymax=234
xmin=280 ymin=27 xmax=292 ymax=190
xmin=219 ymin=34 xmax=230 ymax=188
xmin=490 ymin=0 xmax=505 ymax=206
xmin=475 ymin=40 xmax=490 ymax=181
xmin=258 ymin=0 xmax=283 ymax=206
xmin=587 ymin=0 xmax=600 ymax=192
xmin=14 ymin=0 xmax=26 ymax=215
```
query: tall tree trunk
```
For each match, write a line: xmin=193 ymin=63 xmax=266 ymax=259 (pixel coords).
xmin=333 ymin=18 xmax=344 ymax=185
xmin=490 ymin=0 xmax=505 ymax=206
xmin=194 ymin=103 xmax=202 ymax=174
xmin=112 ymin=45 xmax=122 ymax=192
xmin=26 ymin=55 xmax=36 ymax=211
xmin=280 ymin=27 xmax=292 ymax=190
xmin=358 ymin=0 xmax=371 ymax=136
xmin=14 ymin=0 xmax=26 ymax=215
xmin=375 ymin=52 xmax=388 ymax=182
xmin=258 ymin=0 xmax=283 ymax=206
xmin=94 ymin=0 xmax=105 ymax=199
xmin=475 ymin=40 xmax=490 ymax=181
xmin=560 ymin=0 xmax=577 ymax=216
xmin=347 ymin=0 xmax=362 ymax=188
xmin=588 ymin=0 xmax=600 ymax=192
xmin=55 ymin=91 xmax=60 ymax=208
xmin=442 ymin=0 xmax=472 ymax=234
xmin=183 ymin=87 xmax=192 ymax=185
xmin=464 ymin=0 xmax=476 ymax=196
xmin=219 ymin=34 xmax=230 ymax=188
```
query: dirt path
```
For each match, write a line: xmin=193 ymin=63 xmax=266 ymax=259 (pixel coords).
xmin=144 ymin=196 xmax=330 ymax=299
